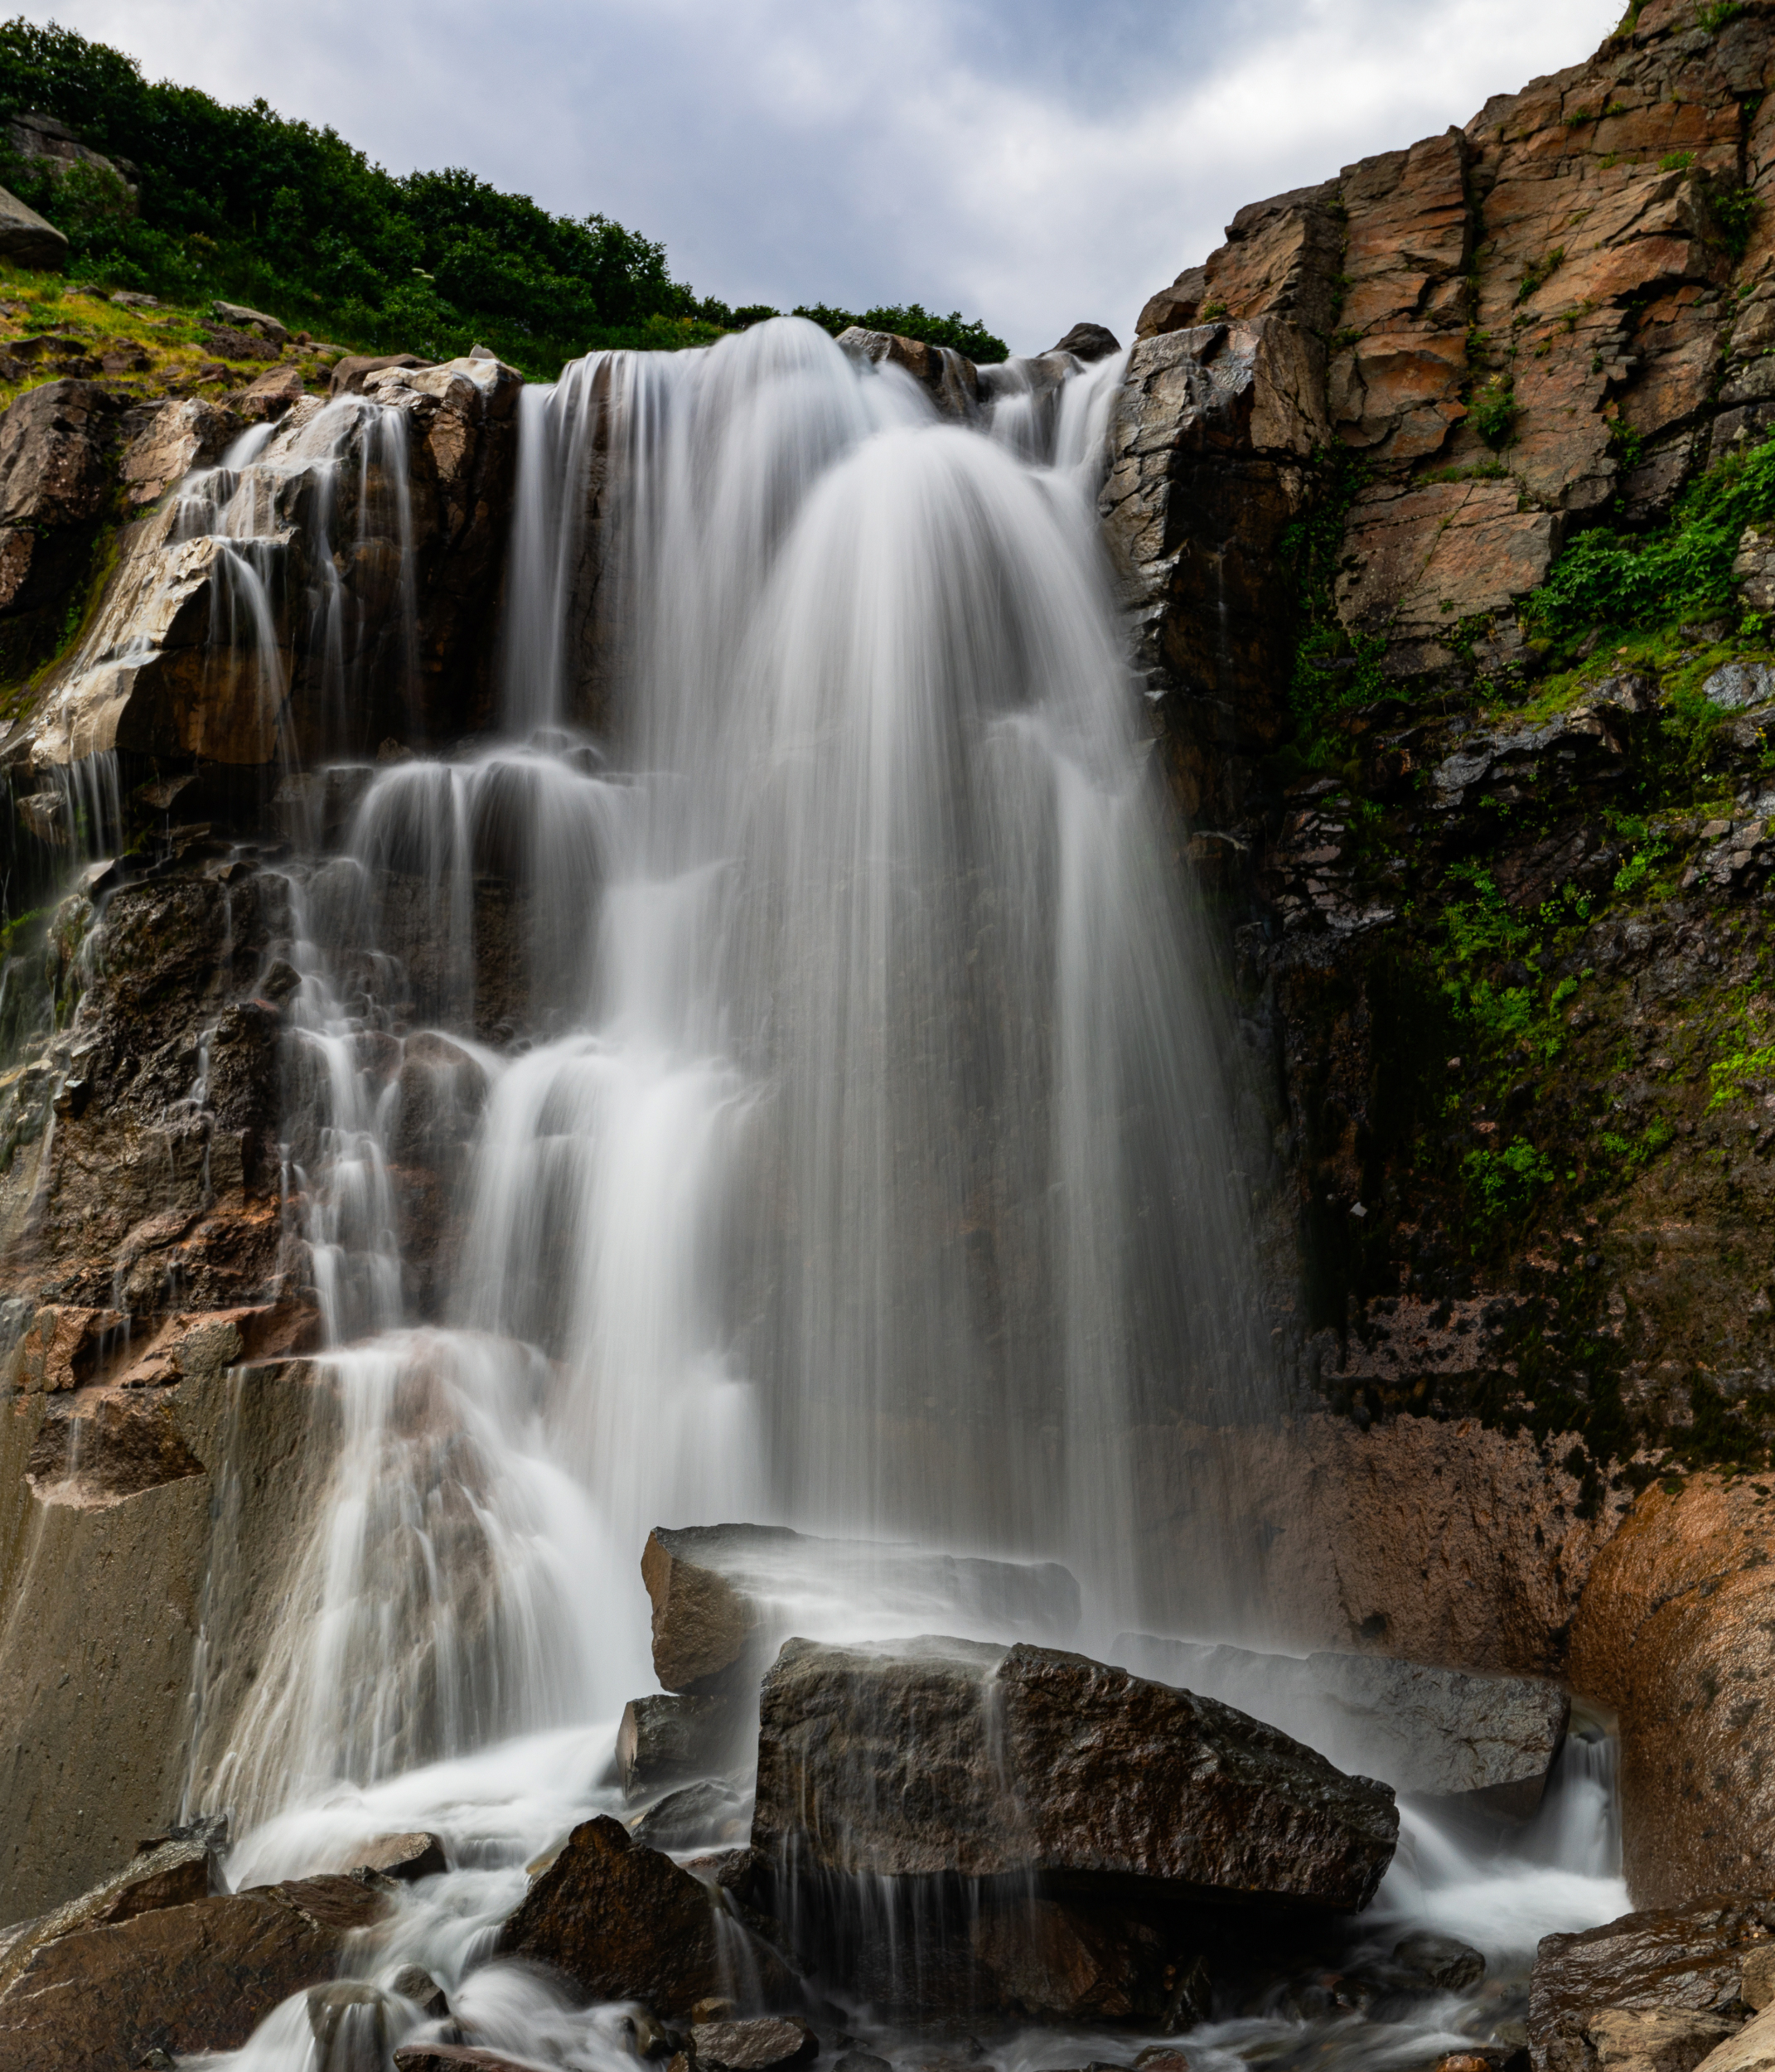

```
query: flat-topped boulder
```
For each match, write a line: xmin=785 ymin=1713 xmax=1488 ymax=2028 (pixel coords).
xmin=1117 ymin=1631 xmax=1569 ymax=1818
xmin=641 ymin=1523 xmax=1080 ymax=1693
xmin=752 ymin=1636 xmax=1398 ymax=1912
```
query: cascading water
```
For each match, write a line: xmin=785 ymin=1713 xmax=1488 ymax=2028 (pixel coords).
xmin=162 ymin=319 xmax=1628 ymax=2067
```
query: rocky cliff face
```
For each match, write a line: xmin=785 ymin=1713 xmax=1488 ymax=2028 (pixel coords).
xmin=1100 ymin=0 xmax=1775 ymax=1479
xmin=1087 ymin=0 xmax=1775 ymax=1904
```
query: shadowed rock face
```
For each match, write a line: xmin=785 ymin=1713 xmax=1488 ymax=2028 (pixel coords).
xmin=496 ymin=1814 xmax=796 ymax=2014
xmin=1115 ymin=1631 xmax=1570 ymax=1819
xmin=752 ymin=1637 xmax=1399 ymax=1911
xmin=1530 ymin=1896 xmax=1775 ymax=2072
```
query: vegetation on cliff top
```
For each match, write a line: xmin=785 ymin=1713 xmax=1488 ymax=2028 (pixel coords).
xmin=0 ymin=18 xmax=1008 ymax=375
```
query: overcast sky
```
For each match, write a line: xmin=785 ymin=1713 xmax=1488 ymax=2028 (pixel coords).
xmin=15 ymin=0 xmax=1621 ymax=353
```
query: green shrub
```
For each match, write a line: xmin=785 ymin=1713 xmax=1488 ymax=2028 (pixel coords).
xmin=792 ymin=302 xmax=1008 ymax=363
xmin=1471 ymin=375 xmax=1518 ymax=448
xmin=1464 ymin=1139 xmax=1555 ymax=1222
xmin=1526 ymin=424 xmax=1775 ymax=637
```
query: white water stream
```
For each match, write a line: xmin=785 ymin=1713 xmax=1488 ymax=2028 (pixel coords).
xmin=66 ymin=319 xmax=1625 ymax=2065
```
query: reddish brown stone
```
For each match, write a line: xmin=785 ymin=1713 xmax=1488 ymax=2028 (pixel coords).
xmin=0 ymin=1875 xmax=389 ymax=2070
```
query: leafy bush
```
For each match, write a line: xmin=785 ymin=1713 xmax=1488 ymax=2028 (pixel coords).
xmin=1463 ymin=1139 xmax=1555 ymax=1222
xmin=1471 ymin=375 xmax=1518 ymax=449
xmin=1525 ymin=424 xmax=1775 ymax=637
xmin=0 ymin=17 xmax=1004 ymax=377
xmin=794 ymin=302 xmax=1008 ymax=364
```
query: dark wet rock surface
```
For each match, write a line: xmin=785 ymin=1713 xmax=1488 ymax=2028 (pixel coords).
xmin=1531 ymin=1897 xmax=1775 ymax=2072
xmin=0 ymin=1871 xmax=389 ymax=2068
xmin=752 ymin=1636 xmax=1399 ymax=1907
xmin=496 ymin=1814 xmax=796 ymax=2016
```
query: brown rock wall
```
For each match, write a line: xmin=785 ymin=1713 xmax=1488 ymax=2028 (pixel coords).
xmin=1573 ymin=1477 xmax=1775 ymax=1906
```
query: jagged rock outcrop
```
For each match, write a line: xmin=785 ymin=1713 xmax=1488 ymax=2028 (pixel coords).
xmin=1112 ymin=4 xmax=1775 ymax=826
xmin=11 ymin=353 xmax=522 ymax=779
xmin=1100 ymin=317 xmax=1327 ymax=826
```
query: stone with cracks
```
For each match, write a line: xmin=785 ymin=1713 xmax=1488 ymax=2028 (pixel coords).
xmin=641 ymin=1523 xmax=1080 ymax=1694
xmin=752 ymin=1637 xmax=1399 ymax=1911
xmin=693 ymin=2016 xmax=819 ymax=2070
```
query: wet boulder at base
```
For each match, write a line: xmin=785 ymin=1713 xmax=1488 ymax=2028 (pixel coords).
xmin=1530 ymin=1897 xmax=1775 ymax=2072
xmin=495 ymin=1813 xmax=796 ymax=2015
xmin=0 ymin=1872 xmax=390 ymax=2069
xmin=751 ymin=1636 xmax=1400 ymax=1910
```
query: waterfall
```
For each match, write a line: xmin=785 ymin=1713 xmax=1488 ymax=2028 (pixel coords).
xmin=189 ymin=320 xmax=1279 ymax=1861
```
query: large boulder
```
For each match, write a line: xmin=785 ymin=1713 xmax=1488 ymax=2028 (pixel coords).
xmin=0 ymin=182 xmax=67 ymax=269
xmin=1117 ymin=1632 xmax=1569 ymax=1818
xmin=1530 ymin=1897 xmax=1775 ymax=2072
xmin=751 ymin=1636 xmax=1398 ymax=1910
xmin=496 ymin=1814 xmax=796 ymax=2014
xmin=0 ymin=1872 xmax=389 ymax=2069
xmin=1046 ymin=322 xmax=1120 ymax=361
xmin=641 ymin=1522 xmax=1079 ymax=1694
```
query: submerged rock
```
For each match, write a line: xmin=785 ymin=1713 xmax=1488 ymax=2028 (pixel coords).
xmin=496 ymin=1813 xmax=795 ymax=2015
xmin=641 ymin=1522 xmax=1080 ymax=1694
xmin=342 ymin=1831 xmax=447 ymax=1881
xmin=752 ymin=1635 xmax=1399 ymax=1910
xmin=632 ymin=1779 xmax=753 ymax=1852
xmin=1393 ymin=1931 xmax=1487 ymax=1993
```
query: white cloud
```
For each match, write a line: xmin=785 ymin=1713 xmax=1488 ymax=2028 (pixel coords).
xmin=12 ymin=0 xmax=1622 ymax=351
